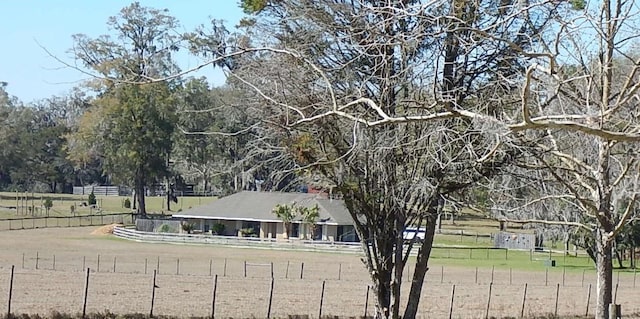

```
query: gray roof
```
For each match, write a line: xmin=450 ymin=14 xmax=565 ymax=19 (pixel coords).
xmin=172 ymin=191 xmax=354 ymax=225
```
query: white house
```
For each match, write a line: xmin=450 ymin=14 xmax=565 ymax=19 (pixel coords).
xmin=171 ymin=191 xmax=358 ymax=242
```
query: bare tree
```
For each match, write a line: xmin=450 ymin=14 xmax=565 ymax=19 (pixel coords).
xmin=231 ymin=2 xmax=640 ymax=317
xmin=183 ymin=1 xmax=559 ymax=318
xmin=483 ymin=1 xmax=640 ymax=317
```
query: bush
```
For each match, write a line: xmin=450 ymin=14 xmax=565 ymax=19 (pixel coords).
xmin=123 ymin=198 xmax=131 ymax=209
xmin=211 ymin=223 xmax=226 ymax=235
xmin=158 ymin=224 xmax=171 ymax=233
xmin=240 ymin=227 xmax=255 ymax=237
xmin=181 ymin=222 xmax=195 ymax=234
xmin=87 ymin=191 xmax=97 ymax=206
xmin=43 ymin=198 xmax=53 ymax=210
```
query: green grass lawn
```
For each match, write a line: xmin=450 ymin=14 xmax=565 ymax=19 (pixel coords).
xmin=427 ymin=246 xmax=596 ymax=271
xmin=0 ymin=191 xmax=216 ymax=218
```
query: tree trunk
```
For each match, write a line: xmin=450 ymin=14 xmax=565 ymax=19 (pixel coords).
xmin=135 ymin=173 xmax=146 ymax=216
xmin=403 ymin=213 xmax=438 ymax=319
xmin=595 ymin=235 xmax=613 ymax=319
xmin=390 ymin=216 xmax=405 ymax=319
xmin=283 ymin=222 xmax=289 ymax=239
xmin=374 ymin=267 xmax=392 ymax=319
xmin=166 ymin=176 xmax=171 ymax=212
xmin=615 ymin=249 xmax=624 ymax=269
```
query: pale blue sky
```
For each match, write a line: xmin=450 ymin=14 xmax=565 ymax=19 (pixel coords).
xmin=0 ymin=1 xmax=245 ymax=103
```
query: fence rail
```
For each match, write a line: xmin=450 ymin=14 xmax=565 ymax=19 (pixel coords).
xmin=114 ymin=227 xmax=363 ymax=253
xmin=0 ymin=213 xmax=135 ymax=231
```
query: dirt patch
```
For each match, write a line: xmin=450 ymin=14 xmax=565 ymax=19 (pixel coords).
xmin=0 ymin=227 xmax=638 ymax=318
xmin=90 ymin=223 xmax=123 ymax=235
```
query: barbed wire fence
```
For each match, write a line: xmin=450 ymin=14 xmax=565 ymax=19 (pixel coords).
xmin=1 ymin=251 xmax=639 ymax=318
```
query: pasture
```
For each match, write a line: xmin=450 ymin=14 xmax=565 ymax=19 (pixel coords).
xmin=0 ymin=192 xmax=216 ymax=218
xmin=0 ymin=227 xmax=637 ymax=318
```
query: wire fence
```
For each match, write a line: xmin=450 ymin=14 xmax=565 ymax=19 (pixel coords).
xmin=0 ymin=213 xmax=135 ymax=231
xmin=1 ymin=251 xmax=639 ymax=318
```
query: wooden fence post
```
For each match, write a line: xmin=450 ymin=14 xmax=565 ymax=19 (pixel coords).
xmin=319 ymin=280 xmax=326 ymax=319
xmin=8 ymin=265 xmax=14 ymax=317
xmin=244 ymin=261 xmax=247 ymax=277
xmin=585 ymin=283 xmax=592 ymax=317
xmin=520 ymin=283 xmax=527 ymax=318
xmin=286 ymin=261 xmax=290 ymax=279
xmin=545 ymin=268 xmax=548 ymax=286
xmin=554 ymin=283 xmax=560 ymax=317
xmin=448 ymin=284 xmax=456 ymax=319
xmin=211 ymin=274 xmax=218 ymax=319
xmin=300 ymin=262 xmax=305 ymax=279
xmin=267 ymin=277 xmax=275 ymax=319
xmin=82 ymin=268 xmax=90 ymax=318
xmin=364 ymin=285 xmax=370 ymax=318
xmin=484 ymin=282 xmax=493 ymax=319
xmin=150 ymin=270 xmax=157 ymax=318
xmin=491 ymin=266 xmax=494 ymax=284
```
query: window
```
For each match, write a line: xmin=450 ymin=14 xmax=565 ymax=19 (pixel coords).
xmin=291 ymin=223 xmax=300 ymax=238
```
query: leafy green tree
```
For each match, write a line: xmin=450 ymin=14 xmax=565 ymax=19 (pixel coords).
xmin=88 ymin=191 xmax=97 ymax=206
xmin=70 ymin=3 xmax=180 ymax=215
xmin=42 ymin=198 xmax=53 ymax=216
xmin=272 ymin=203 xmax=296 ymax=239
xmin=298 ymin=204 xmax=319 ymax=240
xmin=174 ymin=78 xmax=240 ymax=193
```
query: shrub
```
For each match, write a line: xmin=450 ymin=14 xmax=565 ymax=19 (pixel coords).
xmin=181 ymin=222 xmax=195 ymax=234
xmin=87 ymin=191 xmax=97 ymax=206
xmin=123 ymin=198 xmax=131 ymax=209
xmin=211 ymin=223 xmax=225 ymax=235
xmin=158 ymin=224 xmax=171 ymax=233
xmin=240 ymin=227 xmax=255 ymax=237
xmin=43 ymin=198 xmax=53 ymax=212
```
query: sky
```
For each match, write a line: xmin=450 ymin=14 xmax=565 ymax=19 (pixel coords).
xmin=0 ymin=1 xmax=245 ymax=103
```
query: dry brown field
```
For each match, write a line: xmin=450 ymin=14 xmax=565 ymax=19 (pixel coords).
xmin=0 ymin=227 xmax=637 ymax=318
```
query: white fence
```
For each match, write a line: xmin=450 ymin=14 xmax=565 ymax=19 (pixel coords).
xmin=113 ymin=226 xmax=363 ymax=253
xmin=73 ymin=186 xmax=123 ymax=196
